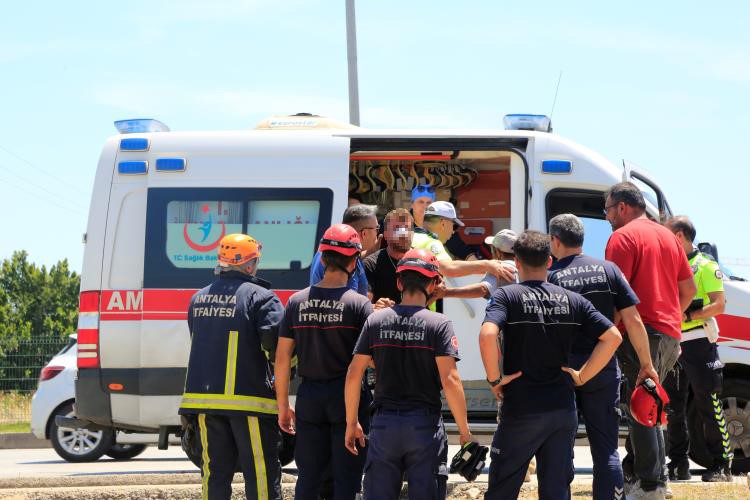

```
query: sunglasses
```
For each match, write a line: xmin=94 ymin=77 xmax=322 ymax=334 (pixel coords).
xmin=413 ymin=185 xmax=436 ymax=194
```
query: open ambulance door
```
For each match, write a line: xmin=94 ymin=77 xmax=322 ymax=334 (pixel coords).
xmin=623 ymin=160 xmax=674 ymax=223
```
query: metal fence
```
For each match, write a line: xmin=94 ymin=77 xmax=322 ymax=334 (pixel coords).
xmin=0 ymin=338 xmax=70 ymax=425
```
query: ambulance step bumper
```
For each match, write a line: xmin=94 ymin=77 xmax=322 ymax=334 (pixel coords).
xmin=54 ymin=415 xmax=110 ymax=432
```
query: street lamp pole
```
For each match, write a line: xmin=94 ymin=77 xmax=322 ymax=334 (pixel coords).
xmin=345 ymin=0 xmax=360 ymax=126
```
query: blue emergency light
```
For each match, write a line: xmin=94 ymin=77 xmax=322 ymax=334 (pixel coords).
xmin=155 ymin=158 xmax=186 ymax=172
xmin=114 ymin=119 xmax=170 ymax=134
xmin=118 ymin=161 xmax=148 ymax=175
xmin=503 ymin=114 xmax=552 ymax=132
xmin=119 ymin=138 xmax=149 ymax=151
xmin=541 ymin=160 xmax=572 ymax=174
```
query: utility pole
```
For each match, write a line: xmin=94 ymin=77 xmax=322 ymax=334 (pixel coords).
xmin=345 ymin=0 xmax=360 ymax=125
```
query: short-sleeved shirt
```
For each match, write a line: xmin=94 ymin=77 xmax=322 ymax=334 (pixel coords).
xmin=605 ymin=218 xmax=693 ymax=340
xmin=481 ymin=260 xmax=518 ymax=296
xmin=682 ymin=251 xmax=724 ymax=332
xmin=411 ymin=231 xmax=452 ymax=262
xmin=353 ymin=306 xmax=459 ymax=411
xmin=309 ymin=251 xmax=368 ymax=296
xmin=363 ymin=249 xmax=401 ymax=303
xmin=548 ymin=253 xmax=639 ymax=355
xmin=279 ymin=286 xmax=373 ymax=380
xmin=483 ymin=281 xmax=613 ymax=415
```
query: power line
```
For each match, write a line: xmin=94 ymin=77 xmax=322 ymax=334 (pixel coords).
xmin=0 ymin=144 xmax=89 ymax=196
xmin=0 ymin=173 xmax=86 ymax=216
xmin=0 ymin=161 xmax=87 ymax=212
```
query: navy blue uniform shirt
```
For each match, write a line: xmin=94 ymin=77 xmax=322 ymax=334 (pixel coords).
xmin=548 ymin=254 xmax=638 ymax=355
xmin=483 ymin=281 xmax=613 ymax=415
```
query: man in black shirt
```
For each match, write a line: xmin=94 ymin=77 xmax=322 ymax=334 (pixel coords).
xmin=547 ymin=214 xmax=657 ymax=500
xmin=364 ymin=208 xmax=414 ymax=307
xmin=479 ymin=230 xmax=622 ymax=499
xmin=275 ymin=224 xmax=373 ymax=500
xmin=345 ymin=249 xmax=473 ymax=500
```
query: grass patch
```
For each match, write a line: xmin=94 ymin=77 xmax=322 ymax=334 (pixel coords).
xmin=0 ymin=392 xmax=32 ymax=426
xmin=0 ymin=422 xmax=30 ymax=433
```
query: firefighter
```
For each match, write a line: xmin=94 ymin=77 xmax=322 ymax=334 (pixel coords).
xmin=179 ymin=233 xmax=285 ymax=500
xmin=275 ymin=224 xmax=374 ymax=500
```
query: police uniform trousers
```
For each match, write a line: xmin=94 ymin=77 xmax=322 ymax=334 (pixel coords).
xmin=363 ymin=408 xmax=449 ymax=500
xmin=664 ymin=336 xmax=733 ymax=467
xmin=294 ymin=376 xmax=372 ymax=500
xmin=486 ymin=407 xmax=577 ymax=500
xmin=197 ymin=413 xmax=281 ymax=500
xmin=571 ymin=353 xmax=624 ymax=500
xmin=618 ymin=326 xmax=680 ymax=492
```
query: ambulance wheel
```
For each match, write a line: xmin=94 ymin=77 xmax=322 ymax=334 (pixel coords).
xmin=106 ymin=443 xmax=147 ymax=460
xmin=49 ymin=403 xmax=115 ymax=463
xmin=688 ymin=379 xmax=750 ymax=473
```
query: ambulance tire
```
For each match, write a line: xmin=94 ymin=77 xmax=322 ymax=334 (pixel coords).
xmin=49 ymin=403 xmax=115 ymax=463
xmin=687 ymin=378 xmax=750 ymax=473
xmin=105 ymin=443 xmax=147 ymax=460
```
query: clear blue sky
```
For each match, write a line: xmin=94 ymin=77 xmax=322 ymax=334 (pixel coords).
xmin=1 ymin=1 xmax=748 ymax=276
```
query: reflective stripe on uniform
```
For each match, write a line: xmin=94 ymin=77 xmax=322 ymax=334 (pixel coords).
xmin=198 ymin=414 xmax=210 ymax=500
xmin=224 ymin=330 xmax=239 ymax=395
xmin=181 ymin=393 xmax=278 ymax=415
xmin=247 ymin=416 xmax=268 ymax=500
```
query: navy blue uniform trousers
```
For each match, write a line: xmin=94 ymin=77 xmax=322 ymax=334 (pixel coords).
xmin=197 ymin=413 xmax=281 ymax=500
xmin=571 ymin=353 xmax=624 ymax=499
xmin=363 ymin=409 xmax=449 ymax=500
xmin=486 ymin=407 xmax=577 ymax=500
xmin=294 ymin=377 xmax=371 ymax=500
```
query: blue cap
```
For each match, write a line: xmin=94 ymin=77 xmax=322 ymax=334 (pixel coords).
xmin=411 ymin=184 xmax=436 ymax=202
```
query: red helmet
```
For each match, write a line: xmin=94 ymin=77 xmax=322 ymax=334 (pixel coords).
xmin=396 ymin=248 xmax=441 ymax=278
xmin=318 ymin=224 xmax=362 ymax=256
xmin=630 ymin=378 xmax=670 ymax=427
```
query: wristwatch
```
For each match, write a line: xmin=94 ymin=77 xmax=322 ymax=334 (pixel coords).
xmin=685 ymin=311 xmax=692 ymax=322
xmin=486 ymin=376 xmax=502 ymax=387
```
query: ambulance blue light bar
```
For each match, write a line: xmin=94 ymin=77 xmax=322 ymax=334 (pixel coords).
xmin=541 ymin=160 xmax=572 ymax=174
xmin=119 ymin=138 xmax=149 ymax=151
xmin=118 ymin=161 xmax=148 ymax=175
xmin=114 ymin=119 xmax=170 ymax=134
xmin=155 ymin=158 xmax=186 ymax=172
xmin=503 ymin=114 xmax=552 ymax=132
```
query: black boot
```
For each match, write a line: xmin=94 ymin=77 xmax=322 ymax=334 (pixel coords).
xmin=667 ymin=458 xmax=691 ymax=481
xmin=701 ymin=461 xmax=732 ymax=482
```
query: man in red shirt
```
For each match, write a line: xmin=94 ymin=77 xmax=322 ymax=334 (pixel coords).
xmin=604 ymin=182 xmax=696 ymax=499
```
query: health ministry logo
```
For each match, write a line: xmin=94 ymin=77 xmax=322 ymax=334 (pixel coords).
xmin=183 ymin=203 xmax=226 ymax=252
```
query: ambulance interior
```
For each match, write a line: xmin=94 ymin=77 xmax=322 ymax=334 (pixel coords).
xmin=347 ymin=150 xmax=518 ymax=257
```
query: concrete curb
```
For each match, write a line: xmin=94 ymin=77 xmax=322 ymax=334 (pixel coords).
xmin=0 ymin=434 xmax=49 ymax=450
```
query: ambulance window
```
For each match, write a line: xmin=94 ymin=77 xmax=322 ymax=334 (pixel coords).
xmin=166 ymin=200 xmax=244 ymax=269
xmin=546 ymin=188 xmax=612 ymax=260
xmin=629 ymin=176 xmax=659 ymax=209
xmin=247 ymin=200 xmax=320 ymax=270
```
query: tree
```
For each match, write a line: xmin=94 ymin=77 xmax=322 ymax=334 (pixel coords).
xmin=0 ymin=251 xmax=80 ymax=390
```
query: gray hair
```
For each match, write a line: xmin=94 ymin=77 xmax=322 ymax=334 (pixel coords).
xmin=549 ymin=213 xmax=584 ymax=248
xmin=343 ymin=204 xmax=377 ymax=225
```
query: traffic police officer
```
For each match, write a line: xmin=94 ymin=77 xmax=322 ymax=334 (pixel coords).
xmin=548 ymin=214 xmax=658 ymax=499
xmin=345 ymin=248 xmax=473 ymax=500
xmin=275 ymin=224 xmax=374 ymax=499
xmin=179 ymin=233 xmax=284 ymax=500
xmin=664 ymin=216 xmax=733 ymax=482
xmin=479 ymin=230 xmax=622 ymax=499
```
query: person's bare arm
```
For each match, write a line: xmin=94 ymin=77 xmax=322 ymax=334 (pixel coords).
xmin=688 ymin=291 xmax=725 ymax=321
xmin=678 ymin=277 xmax=698 ymax=312
xmin=619 ymin=305 xmax=658 ymax=384
xmin=563 ymin=327 xmax=622 ymax=385
xmin=436 ymin=356 xmax=472 ymax=445
xmin=478 ymin=322 xmax=522 ymax=400
xmin=274 ymin=337 xmax=296 ymax=433
xmin=344 ymin=354 xmax=370 ymax=455
xmin=441 ymin=282 xmax=491 ymax=300
xmin=440 ymin=259 xmax=514 ymax=281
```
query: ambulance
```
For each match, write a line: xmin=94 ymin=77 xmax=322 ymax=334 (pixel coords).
xmin=61 ymin=113 xmax=750 ymax=472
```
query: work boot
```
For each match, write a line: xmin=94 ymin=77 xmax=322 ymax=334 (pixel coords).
xmin=624 ymin=481 xmax=666 ymax=500
xmin=701 ymin=462 xmax=733 ymax=482
xmin=667 ymin=459 xmax=691 ymax=481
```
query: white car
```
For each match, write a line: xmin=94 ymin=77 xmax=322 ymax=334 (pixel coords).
xmin=31 ymin=335 xmax=162 ymax=462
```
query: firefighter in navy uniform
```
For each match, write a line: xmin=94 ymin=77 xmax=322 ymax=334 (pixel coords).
xmin=179 ymin=233 xmax=285 ymax=500
xmin=275 ymin=224 xmax=374 ymax=500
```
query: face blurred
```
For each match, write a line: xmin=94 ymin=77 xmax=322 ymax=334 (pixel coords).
xmin=385 ymin=215 xmax=413 ymax=253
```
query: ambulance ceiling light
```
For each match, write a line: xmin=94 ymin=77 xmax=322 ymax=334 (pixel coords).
xmin=541 ymin=160 xmax=572 ymax=174
xmin=503 ymin=114 xmax=552 ymax=132
xmin=114 ymin=118 xmax=171 ymax=134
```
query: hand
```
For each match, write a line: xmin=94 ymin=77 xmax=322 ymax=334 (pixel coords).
xmin=345 ymin=421 xmax=366 ymax=455
xmin=490 ymin=371 xmax=522 ymax=400
xmin=278 ymin=405 xmax=296 ymax=434
xmin=561 ymin=367 xmax=585 ymax=386
xmin=459 ymin=431 xmax=474 ymax=447
xmin=681 ymin=312 xmax=688 ymax=322
xmin=487 ymin=260 xmax=514 ymax=282
xmin=428 ymin=281 xmax=447 ymax=304
xmin=373 ymin=297 xmax=395 ymax=310
xmin=636 ymin=364 xmax=659 ymax=386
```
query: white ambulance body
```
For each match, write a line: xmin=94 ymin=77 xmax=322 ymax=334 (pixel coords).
xmin=69 ymin=116 xmax=750 ymax=471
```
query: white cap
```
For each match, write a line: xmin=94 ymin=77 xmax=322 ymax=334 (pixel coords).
xmin=484 ymin=229 xmax=517 ymax=253
xmin=424 ymin=201 xmax=464 ymax=227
